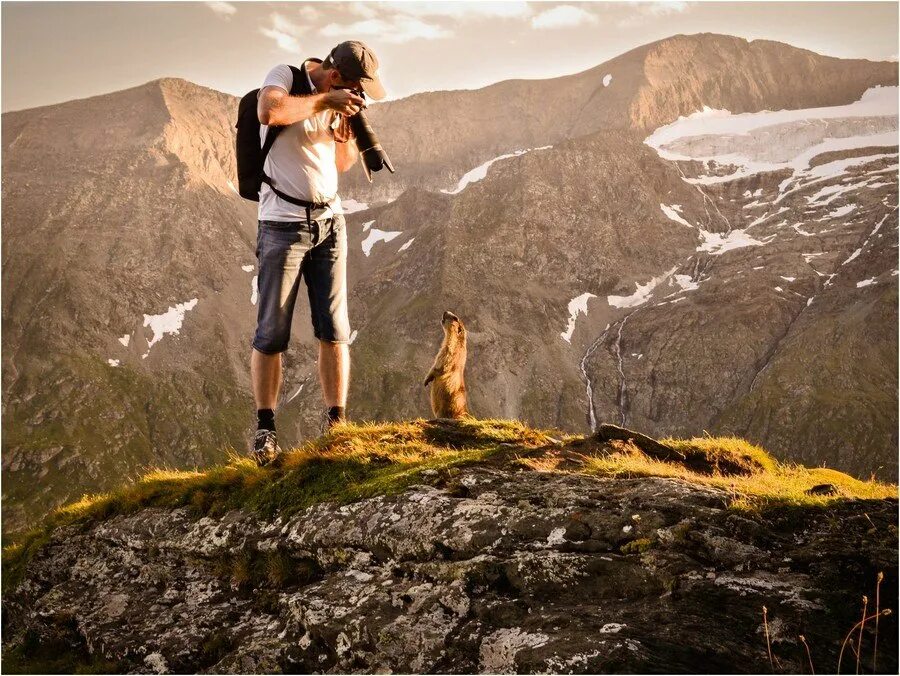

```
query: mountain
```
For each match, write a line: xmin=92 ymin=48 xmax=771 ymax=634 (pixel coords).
xmin=341 ymin=32 xmax=898 ymax=201
xmin=2 ymin=33 xmax=897 ymax=530
xmin=1 ymin=78 xmax=262 ymax=527
xmin=3 ymin=420 xmax=897 ymax=673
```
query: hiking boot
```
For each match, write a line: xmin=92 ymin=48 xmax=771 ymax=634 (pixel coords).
xmin=250 ymin=428 xmax=281 ymax=466
xmin=320 ymin=408 xmax=347 ymax=435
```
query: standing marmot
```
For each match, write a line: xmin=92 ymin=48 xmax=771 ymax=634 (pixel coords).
xmin=423 ymin=311 xmax=468 ymax=418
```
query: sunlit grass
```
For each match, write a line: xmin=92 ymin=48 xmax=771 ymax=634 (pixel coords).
xmin=3 ymin=418 xmax=895 ymax=591
xmin=574 ymin=436 xmax=896 ymax=510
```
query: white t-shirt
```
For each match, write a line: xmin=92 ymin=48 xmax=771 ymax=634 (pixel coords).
xmin=258 ymin=62 xmax=344 ymax=221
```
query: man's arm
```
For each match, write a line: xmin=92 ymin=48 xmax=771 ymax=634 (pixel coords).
xmin=258 ymin=87 xmax=365 ymax=127
xmin=257 ymin=86 xmax=326 ymax=126
xmin=336 ymin=140 xmax=359 ymax=173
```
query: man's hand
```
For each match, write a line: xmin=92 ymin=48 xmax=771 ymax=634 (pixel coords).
xmin=322 ymin=89 xmax=365 ymax=117
xmin=333 ymin=115 xmax=355 ymax=143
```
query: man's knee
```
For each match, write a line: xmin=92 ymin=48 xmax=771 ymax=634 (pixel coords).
xmin=317 ymin=337 xmax=350 ymax=347
xmin=251 ymin=338 xmax=287 ymax=355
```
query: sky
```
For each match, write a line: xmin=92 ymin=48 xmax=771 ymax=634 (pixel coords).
xmin=2 ymin=1 xmax=898 ymax=113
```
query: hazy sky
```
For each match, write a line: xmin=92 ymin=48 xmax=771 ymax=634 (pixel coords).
xmin=2 ymin=1 xmax=898 ymax=112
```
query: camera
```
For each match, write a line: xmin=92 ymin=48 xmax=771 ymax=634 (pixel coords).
xmin=337 ymin=87 xmax=395 ymax=182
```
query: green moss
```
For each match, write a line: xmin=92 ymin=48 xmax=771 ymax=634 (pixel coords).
xmin=620 ymin=537 xmax=653 ymax=555
xmin=4 ymin=417 xmax=895 ymax=594
xmin=1 ymin=627 xmax=122 ymax=674
xmin=2 ymin=418 xmax=559 ymax=590
xmin=200 ymin=630 xmax=234 ymax=667
xmin=2 ymin=351 xmax=245 ymax=530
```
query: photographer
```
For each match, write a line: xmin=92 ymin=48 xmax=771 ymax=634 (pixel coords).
xmin=250 ymin=41 xmax=385 ymax=466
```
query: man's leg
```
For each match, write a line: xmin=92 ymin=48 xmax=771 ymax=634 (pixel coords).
xmin=318 ymin=340 xmax=349 ymax=408
xmin=304 ymin=212 xmax=352 ymax=427
xmin=250 ymin=220 xmax=308 ymax=462
xmin=251 ymin=348 xmax=282 ymax=410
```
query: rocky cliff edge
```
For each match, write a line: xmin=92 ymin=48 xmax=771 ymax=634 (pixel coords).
xmin=2 ymin=419 xmax=897 ymax=674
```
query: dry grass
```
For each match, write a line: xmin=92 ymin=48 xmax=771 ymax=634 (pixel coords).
xmin=573 ymin=437 xmax=895 ymax=511
xmin=3 ymin=418 xmax=896 ymax=589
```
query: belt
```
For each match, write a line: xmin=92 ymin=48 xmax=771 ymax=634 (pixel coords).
xmin=261 ymin=174 xmax=333 ymax=210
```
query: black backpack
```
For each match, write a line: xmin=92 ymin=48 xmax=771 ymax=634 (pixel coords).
xmin=234 ymin=63 xmax=315 ymax=203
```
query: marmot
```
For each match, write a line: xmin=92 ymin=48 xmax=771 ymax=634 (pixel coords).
xmin=423 ymin=311 xmax=469 ymax=419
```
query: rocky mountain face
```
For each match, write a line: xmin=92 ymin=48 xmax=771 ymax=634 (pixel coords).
xmin=342 ymin=33 xmax=898 ymax=202
xmin=2 ymin=33 xmax=898 ymax=529
xmin=1 ymin=78 xmax=263 ymax=528
xmin=3 ymin=458 xmax=896 ymax=673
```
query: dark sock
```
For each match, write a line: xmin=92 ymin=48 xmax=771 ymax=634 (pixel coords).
xmin=257 ymin=408 xmax=276 ymax=432
xmin=327 ymin=406 xmax=346 ymax=424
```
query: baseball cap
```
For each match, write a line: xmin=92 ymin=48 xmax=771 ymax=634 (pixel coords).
xmin=324 ymin=40 xmax=386 ymax=100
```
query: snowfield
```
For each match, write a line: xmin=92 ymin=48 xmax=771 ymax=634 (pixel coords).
xmin=644 ymin=86 xmax=899 ymax=189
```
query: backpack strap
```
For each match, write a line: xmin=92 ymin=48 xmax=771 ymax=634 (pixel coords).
xmin=259 ymin=64 xmax=308 ymax=165
xmin=259 ymin=61 xmax=333 ymax=208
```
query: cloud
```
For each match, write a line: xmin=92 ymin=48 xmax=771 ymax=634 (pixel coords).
xmin=531 ymin=5 xmax=598 ymax=29
xmin=259 ymin=13 xmax=303 ymax=53
xmin=295 ymin=5 xmax=322 ymax=23
xmin=617 ymin=1 xmax=692 ymax=26
xmin=643 ymin=1 xmax=690 ymax=16
xmin=382 ymin=1 xmax=531 ymax=19
xmin=346 ymin=2 xmax=380 ymax=19
xmin=321 ymin=16 xmax=451 ymax=44
xmin=205 ymin=1 xmax=236 ymax=20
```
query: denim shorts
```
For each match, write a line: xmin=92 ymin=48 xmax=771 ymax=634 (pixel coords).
xmin=251 ymin=209 xmax=351 ymax=354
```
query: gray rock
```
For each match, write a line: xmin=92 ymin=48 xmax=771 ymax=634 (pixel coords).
xmin=4 ymin=468 xmax=897 ymax=673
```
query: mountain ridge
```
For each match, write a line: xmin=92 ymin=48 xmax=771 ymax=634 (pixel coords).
xmin=1 ymin=32 xmax=897 ymax=530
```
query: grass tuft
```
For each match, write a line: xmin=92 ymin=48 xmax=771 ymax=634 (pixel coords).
xmin=3 ymin=418 xmax=895 ymax=591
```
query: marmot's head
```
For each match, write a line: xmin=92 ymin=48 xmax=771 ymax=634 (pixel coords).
xmin=441 ymin=310 xmax=467 ymax=343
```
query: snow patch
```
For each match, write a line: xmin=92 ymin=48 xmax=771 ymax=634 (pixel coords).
xmin=241 ymin=264 xmax=254 ymax=272
xmin=362 ymin=220 xmax=375 ymax=232
xmin=142 ymin=298 xmax=199 ymax=357
xmin=856 ymin=277 xmax=877 ymax=288
xmin=602 ymin=73 xmax=613 ymax=87
xmin=697 ymin=229 xmax=772 ymax=255
xmin=398 ymin=237 xmax=415 ymax=252
xmin=362 ymin=228 xmax=403 ymax=256
xmin=118 ymin=334 xmax=130 ymax=347
xmin=107 ymin=359 xmax=120 ymax=367
xmin=607 ymin=266 xmax=678 ymax=308
xmin=251 ymin=275 xmax=259 ymax=305
xmin=340 ymin=198 xmax=369 ymax=214
xmin=561 ymin=292 xmax=596 ymax=343
xmin=443 ymin=146 xmax=553 ymax=195
xmin=824 ymin=204 xmax=857 ymax=220
xmin=660 ymin=204 xmax=693 ymax=227
xmin=286 ymin=383 xmax=305 ymax=404
xmin=672 ymin=274 xmax=699 ymax=292
xmin=792 ymin=223 xmax=816 ymax=237
xmin=644 ymin=86 xmax=899 ymax=190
